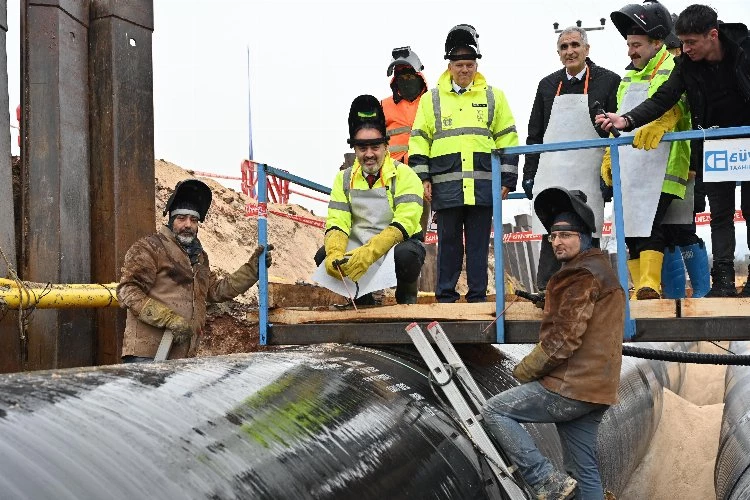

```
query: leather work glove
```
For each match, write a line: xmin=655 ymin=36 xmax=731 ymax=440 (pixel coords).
xmin=633 ymin=104 xmax=682 ymax=150
xmin=600 ymin=147 xmax=612 ymax=187
xmin=521 ymin=178 xmax=534 ymax=200
xmin=512 ymin=343 xmax=554 ymax=383
xmin=138 ymin=297 xmax=194 ymax=344
xmin=228 ymin=244 xmax=274 ymax=294
xmin=324 ymin=230 xmax=349 ymax=279
xmin=341 ymin=226 xmax=404 ymax=282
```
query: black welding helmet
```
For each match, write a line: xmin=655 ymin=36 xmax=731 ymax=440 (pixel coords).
xmin=163 ymin=179 xmax=212 ymax=222
xmin=387 ymin=46 xmax=424 ymax=76
xmin=611 ymin=0 xmax=673 ymax=40
xmin=664 ymin=13 xmax=681 ymax=49
xmin=534 ymin=186 xmax=596 ymax=234
xmin=347 ymin=95 xmax=388 ymax=147
xmin=444 ymin=24 xmax=482 ymax=60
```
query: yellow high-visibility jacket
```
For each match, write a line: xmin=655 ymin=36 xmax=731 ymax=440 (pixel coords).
xmin=326 ymin=153 xmax=424 ymax=240
xmin=408 ymin=70 xmax=519 ymax=210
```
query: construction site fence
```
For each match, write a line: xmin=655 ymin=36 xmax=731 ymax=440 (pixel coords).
xmin=253 ymin=125 xmax=750 ymax=346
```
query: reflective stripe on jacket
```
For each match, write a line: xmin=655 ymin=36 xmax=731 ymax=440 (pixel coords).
xmin=325 ymin=153 xmax=424 ymax=239
xmin=617 ymin=45 xmax=690 ymax=198
xmin=382 ymin=73 xmax=427 ymax=164
xmin=408 ymin=70 xmax=519 ymax=210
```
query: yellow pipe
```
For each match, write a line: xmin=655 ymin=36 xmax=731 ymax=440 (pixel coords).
xmin=0 ymin=281 xmax=119 ymax=309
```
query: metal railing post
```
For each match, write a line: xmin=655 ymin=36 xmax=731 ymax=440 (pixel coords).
xmin=609 ymin=145 xmax=637 ymax=339
xmin=257 ymin=164 xmax=269 ymax=345
xmin=491 ymin=152 xmax=505 ymax=343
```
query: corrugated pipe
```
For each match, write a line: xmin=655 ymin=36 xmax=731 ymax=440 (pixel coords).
xmin=715 ymin=341 xmax=750 ymax=499
xmin=0 ymin=342 xmax=687 ymax=499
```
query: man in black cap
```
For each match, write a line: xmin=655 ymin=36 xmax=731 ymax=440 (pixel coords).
xmin=482 ymin=187 xmax=625 ymax=500
xmin=117 ymin=179 xmax=272 ymax=362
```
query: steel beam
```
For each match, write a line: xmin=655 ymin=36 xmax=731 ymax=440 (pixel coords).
xmin=0 ymin=0 xmax=21 ymax=373
xmin=269 ymin=318 xmax=750 ymax=345
xmin=89 ymin=0 xmax=155 ymax=365
xmin=21 ymin=0 xmax=92 ymax=369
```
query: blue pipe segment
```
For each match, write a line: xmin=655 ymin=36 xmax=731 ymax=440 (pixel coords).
xmin=491 ymin=152 xmax=505 ymax=343
xmin=257 ymin=164 xmax=269 ymax=346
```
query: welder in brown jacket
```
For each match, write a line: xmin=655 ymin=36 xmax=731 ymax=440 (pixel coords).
xmin=117 ymin=179 xmax=272 ymax=362
xmin=482 ymin=186 xmax=625 ymax=500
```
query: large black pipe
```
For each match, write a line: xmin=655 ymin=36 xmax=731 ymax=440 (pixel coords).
xmin=716 ymin=341 xmax=750 ymax=500
xmin=0 ymin=342 xmax=688 ymax=499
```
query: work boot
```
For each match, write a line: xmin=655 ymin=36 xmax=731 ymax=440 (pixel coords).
xmin=681 ymin=241 xmax=710 ymax=298
xmin=661 ymin=245 xmax=686 ymax=299
xmin=533 ymin=471 xmax=577 ymax=500
xmin=627 ymin=258 xmax=640 ymax=300
xmin=636 ymin=250 xmax=663 ymax=300
xmin=354 ymin=293 xmax=376 ymax=306
xmin=395 ymin=280 xmax=418 ymax=304
xmin=706 ymin=262 xmax=737 ymax=297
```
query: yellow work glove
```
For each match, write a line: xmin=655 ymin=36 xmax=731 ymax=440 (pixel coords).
xmin=633 ymin=104 xmax=682 ymax=150
xmin=138 ymin=297 xmax=194 ymax=345
xmin=340 ymin=226 xmax=404 ymax=282
xmin=601 ymin=147 xmax=612 ymax=187
xmin=324 ymin=229 xmax=349 ymax=279
xmin=512 ymin=343 xmax=555 ymax=383
xmin=228 ymin=244 xmax=274 ymax=295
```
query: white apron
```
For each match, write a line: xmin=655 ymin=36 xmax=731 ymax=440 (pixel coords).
xmin=312 ymin=168 xmax=398 ymax=297
xmin=617 ymin=78 xmax=672 ymax=236
xmin=532 ymin=76 xmax=605 ymax=237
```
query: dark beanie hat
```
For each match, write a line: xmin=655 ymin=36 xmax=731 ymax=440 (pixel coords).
xmin=551 ymin=211 xmax=588 ymax=233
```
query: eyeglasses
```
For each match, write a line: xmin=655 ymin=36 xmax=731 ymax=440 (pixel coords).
xmin=548 ymin=231 xmax=578 ymax=242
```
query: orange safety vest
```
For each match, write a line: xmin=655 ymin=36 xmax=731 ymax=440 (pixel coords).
xmin=382 ymin=76 xmax=426 ymax=164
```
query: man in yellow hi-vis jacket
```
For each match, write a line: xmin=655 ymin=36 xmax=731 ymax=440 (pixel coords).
xmin=314 ymin=95 xmax=426 ymax=304
xmin=408 ymin=24 xmax=519 ymax=303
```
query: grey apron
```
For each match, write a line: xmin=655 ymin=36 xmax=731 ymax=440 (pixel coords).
xmin=617 ymin=81 xmax=673 ymax=236
xmin=532 ymin=90 xmax=606 ymax=237
xmin=312 ymin=167 xmax=398 ymax=295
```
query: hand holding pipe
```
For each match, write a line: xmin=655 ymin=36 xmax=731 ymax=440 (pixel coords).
xmin=593 ymin=100 xmax=621 ymax=138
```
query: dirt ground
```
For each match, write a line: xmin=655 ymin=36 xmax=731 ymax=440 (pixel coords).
xmin=157 ymin=160 xmax=728 ymax=498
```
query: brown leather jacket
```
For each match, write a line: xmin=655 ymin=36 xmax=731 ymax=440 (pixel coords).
xmin=117 ymin=226 xmax=244 ymax=359
xmin=537 ymin=248 xmax=625 ymax=405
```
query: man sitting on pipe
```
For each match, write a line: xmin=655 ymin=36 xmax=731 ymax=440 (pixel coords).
xmin=482 ymin=187 xmax=625 ymax=500
xmin=314 ymin=94 xmax=426 ymax=304
xmin=117 ymin=179 xmax=272 ymax=362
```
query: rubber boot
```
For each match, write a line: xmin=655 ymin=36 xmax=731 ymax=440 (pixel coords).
xmin=636 ymin=250 xmax=664 ymax=300
xmin=706 ymin=261 xmax=737 ymax=297
xmin=661 ymin=246 xmax=686 ymax=299
xmin=627 ymin=259 xmax=640 ymax=300
xmin=681 ymin=241 xmax=710 ymax=298
xmin=395 ymin=280 xmax=418 ymax=304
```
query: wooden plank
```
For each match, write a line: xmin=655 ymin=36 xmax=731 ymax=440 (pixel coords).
xmin=261 ymin=303 xmax=497 ymax=324
xmin=268 ymin=282 xmax=347 ymax=308
xmin=629 ymin=299 xmax=678 ymax=319
xmin=268 ymin=317 xmax=750 ymax=345
xmin=681 ymin=297 xmax=750 ymax=317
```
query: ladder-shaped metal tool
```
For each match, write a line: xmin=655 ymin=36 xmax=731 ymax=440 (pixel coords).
xmin=405 ymin=321 xmax=528 ymax=500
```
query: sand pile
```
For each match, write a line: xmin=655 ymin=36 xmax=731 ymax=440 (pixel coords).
xmin=620 ymin=342 xmax=727 ymax=499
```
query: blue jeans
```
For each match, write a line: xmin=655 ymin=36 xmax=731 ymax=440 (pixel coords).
xmin=482 ymin=381 xmax=608 ymax=500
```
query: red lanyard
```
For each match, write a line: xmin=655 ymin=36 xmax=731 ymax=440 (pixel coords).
xmin=648 ymin=51 xmax=669 ymax=81
xmin=556 ymin=64 xmax=590 ymax=96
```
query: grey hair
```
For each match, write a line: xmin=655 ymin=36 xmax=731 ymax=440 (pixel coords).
xmin=557 ymin=26 xmax=589 ymax=47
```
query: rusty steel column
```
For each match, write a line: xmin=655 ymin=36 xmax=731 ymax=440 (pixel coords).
xmin=0 ymin=0 xmax=21 ymax=373
xmin=89 ymin=0 xmax=155 ymax=365
xmin=21 ymin=0 xmax=93 ymax=370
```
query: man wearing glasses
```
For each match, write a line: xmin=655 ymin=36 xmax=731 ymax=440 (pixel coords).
xmin=598 ymin=4 xmax=750 ymax=297
xmin=482 ymin=187 xmax=625 ymax=500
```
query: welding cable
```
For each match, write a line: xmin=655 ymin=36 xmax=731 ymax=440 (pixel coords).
xmin=623 ymin=345 xmax=750 ymax=365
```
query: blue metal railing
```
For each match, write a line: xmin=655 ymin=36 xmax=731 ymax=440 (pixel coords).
xmin=255 ymin=125 xmax=750 ymax=345
xmin=493 ymin=125 xmax=750 ymax=342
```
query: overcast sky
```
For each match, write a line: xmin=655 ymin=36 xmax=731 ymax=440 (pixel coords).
xmin=5 ymin=0 xmax=750 ymax=256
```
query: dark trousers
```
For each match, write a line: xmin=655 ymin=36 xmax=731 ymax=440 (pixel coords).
xmin=435 ymin=205 xmax=492 ymax=303
xmin=625 ymin=193 xmax=676 ymax=259
xmin=705 ymin=181 xmax=750 ymax=265
xmin=314 ymin=238 xmax=426 ymax=283
xmin=663 ymin=222 xmax=700 ymax=248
